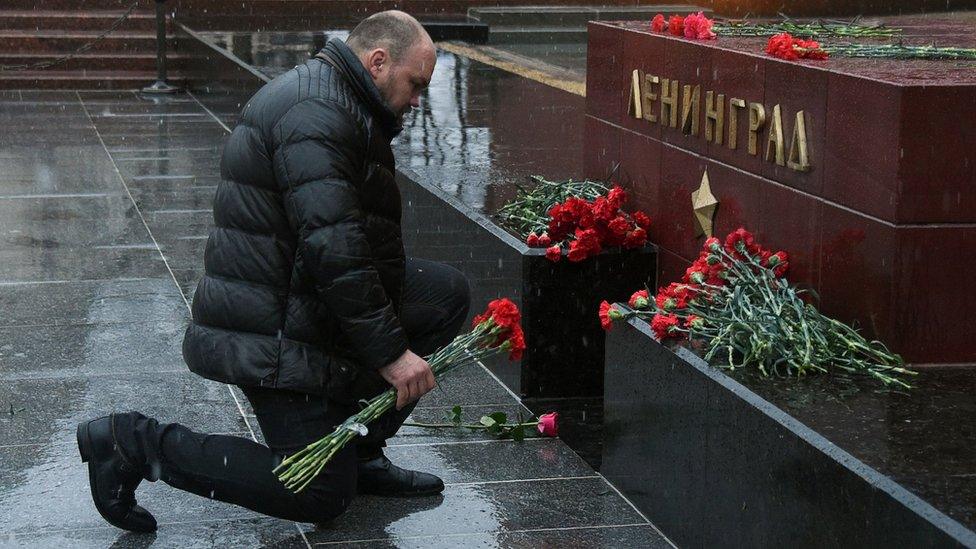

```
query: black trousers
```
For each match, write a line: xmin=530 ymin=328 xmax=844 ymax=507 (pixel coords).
xmin=154 ymin=259 xmax=470 ymax=523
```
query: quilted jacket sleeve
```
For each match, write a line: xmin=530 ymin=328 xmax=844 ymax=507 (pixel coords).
xmin=272 ymin=97 xmax=408 ymax=371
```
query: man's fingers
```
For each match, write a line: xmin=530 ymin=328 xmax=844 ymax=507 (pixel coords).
xmin=396 ymin=383 xmax=409 ymax=410
xmin=425 ymin=368 xmax=436 ymax=392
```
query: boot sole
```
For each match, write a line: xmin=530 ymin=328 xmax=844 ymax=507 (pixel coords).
xmin=76 ymin=422 xmax=157 ymax=534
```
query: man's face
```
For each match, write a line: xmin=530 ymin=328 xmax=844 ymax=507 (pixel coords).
xmin=368 ymin=41 xmax=436 ymax=123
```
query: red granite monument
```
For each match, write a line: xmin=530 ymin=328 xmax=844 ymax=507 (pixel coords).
xmin=584 ymin=13 xmax=976 ymax=365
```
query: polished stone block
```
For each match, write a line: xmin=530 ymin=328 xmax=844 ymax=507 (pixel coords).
xmin=602 ymin=315 xmax=976 ymax=547
xmin=399 ymin=168 xmax=657 ymax=398
xmin=585 ymin=20 xmax=976 ymax=364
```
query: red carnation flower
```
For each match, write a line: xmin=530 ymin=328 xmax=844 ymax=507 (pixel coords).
xmin=623 ymin=227 xmax=647 ymax=249
xmin=628 ymin=289 xmax=650 ymax=309
xmin=599 ymin=300 xmax=622 ymax=331
xmin=607 ymin=186 xmax=628 ymax=209
xmin=767 ymin=251 xmax=789 ymax=277
xmin=651 ymin=313 xmax=682 ymax=340
xmin=668 ymin=15 xmax=684 ymax=36
xmin=537 ymin=232 xmax=551 ymax=247
xmin=506 ymin=325 xmax=526 ymax=360
xmin=473 ymin=298 xmax=521 ymax=331
xmin=683 ymin=11 xmax=716 ymax=40
xmin=632 ymin=211 xmax=652 ymax=230
xmin=766 ymin=32 xmax=828 ymax=61
xmin=651 ymin=13 xmax=666 ymax=32
xmin=724 ymin=227 xmax=760 ymax=258
xmin=608 ymin=215 xmax=631 ymax=237
xmin=703 ymin=236 xmax=721 ymax=253
xmin=526 ymin=232 xmax=540 ymax=247
xmin=545 ymin=245 xmax=562 ymax=262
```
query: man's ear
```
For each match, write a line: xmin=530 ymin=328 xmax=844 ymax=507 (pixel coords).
xmin=365 ymin=48 xmax=389 ymax=79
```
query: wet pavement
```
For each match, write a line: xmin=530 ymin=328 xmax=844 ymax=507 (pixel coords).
xmin=0 ymin=90 xmax=666 ymax=546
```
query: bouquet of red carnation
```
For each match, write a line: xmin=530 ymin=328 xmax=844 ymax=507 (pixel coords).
xmin=497 ymin=176 xmax=650 ymax=263
xmin=600 ymin=228 xmax=915 ymax=388
xmin=274 ymin=299 xmax=526 ymax=493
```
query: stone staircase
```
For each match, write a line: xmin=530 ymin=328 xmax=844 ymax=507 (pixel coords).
xmin=468 ymin=4 xmax=709 ymax=43
xmin=0 ymin=0 xmax=184 ymax=90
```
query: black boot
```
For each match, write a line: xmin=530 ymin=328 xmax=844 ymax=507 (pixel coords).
xmin=77 ymin=413 xmax=158 ymax=533
xmin=357 ymin=455 xmax=444 ymax=497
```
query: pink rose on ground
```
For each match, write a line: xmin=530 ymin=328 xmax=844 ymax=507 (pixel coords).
xmin=537 ymin=412 xmax=559 ymax=437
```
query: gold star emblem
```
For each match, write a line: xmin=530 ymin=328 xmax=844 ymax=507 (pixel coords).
xmin=691 ymin=169 xmax=719 ymax=237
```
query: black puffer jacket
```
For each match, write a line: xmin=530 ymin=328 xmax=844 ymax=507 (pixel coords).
xmin=183 ymin=39 xmax=408 ymax=401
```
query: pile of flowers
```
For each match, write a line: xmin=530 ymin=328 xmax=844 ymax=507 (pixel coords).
xmin=650 ymin=11 xmax=716 ymax=40
xmin=274 ymin=298 xmax=526 ymax=492
xmin=766 ymin=32 xmax=829 ymax=60
xmin=600 ymin=228 xmax=916 ymax=388
xmin=497 ymin=176 xmax=651 ymax=263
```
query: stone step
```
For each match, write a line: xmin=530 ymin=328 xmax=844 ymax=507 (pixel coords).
xmin=0 ymin=9 xmax=158 ymax=31
xmin=468 ymin=4 xmax=708 ymax=27
xmin=0 ymin=69 xmax=185 ymax=90
xmin=0 ymin=0 xmax=141 ymax=10
xmin=0 ymin=52 xmax=188 ymax=72
xmin=0 ymin=30 xmax=174 ymax=54
xmin=488 ymin=26 xmax=589 ymax=44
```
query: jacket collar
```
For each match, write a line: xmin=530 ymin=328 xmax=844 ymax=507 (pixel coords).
xmin=317 ymin=38 xmax=402 ymax=139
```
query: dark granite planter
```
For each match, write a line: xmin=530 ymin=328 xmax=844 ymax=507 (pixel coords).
xmin=398 ymin=167 xmax=656 ymax=399
xmin=602 ymin=314 xmax=976 ymax=548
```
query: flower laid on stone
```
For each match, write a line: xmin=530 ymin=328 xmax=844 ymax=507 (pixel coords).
xmin=713 ymin=16 xmax=900 ymax=38
xmin=649 ymin=12 xmax=715 ymax=40
xmin=401 ymin=405 xmax=558 ymax=441
xmin=766 ymin=33 xmax=830 ymax=60
xmin=601 ymin=228 xmax=916 ymax=388
xmin=497 ymin=176 xmax=650 ymax=263
xmin=274 ymin=299 xmax=526 ymax=492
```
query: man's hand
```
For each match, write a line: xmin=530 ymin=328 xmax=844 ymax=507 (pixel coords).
xmin=378 ymin=350 xmax=436 ymax=410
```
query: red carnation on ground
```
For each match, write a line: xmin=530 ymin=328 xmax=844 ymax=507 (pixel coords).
xmin=651 ymin=13 xmax=666 ymax=32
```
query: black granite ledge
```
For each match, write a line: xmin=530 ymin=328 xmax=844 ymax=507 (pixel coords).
xmin=603 ymin=312 xmax=976 ymax=548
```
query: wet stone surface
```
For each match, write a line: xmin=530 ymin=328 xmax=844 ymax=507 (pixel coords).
xmin=0 ymin=86 xmax=661 ymax=546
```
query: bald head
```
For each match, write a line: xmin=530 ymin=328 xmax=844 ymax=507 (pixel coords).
xmin=346 ymin=10 xmax=433 ymax=63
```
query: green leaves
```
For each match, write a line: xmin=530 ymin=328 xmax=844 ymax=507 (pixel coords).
xmin=436 ymin=405 xmax=533 ymax=440
xmin=496 ymin=176 xmax=610 ymax=238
